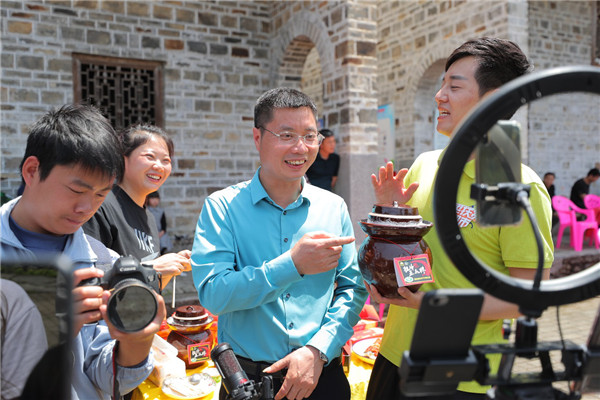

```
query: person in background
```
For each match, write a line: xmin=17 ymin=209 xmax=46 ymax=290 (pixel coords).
xmin=542 ymin=172 xmax=558 ymax=227
xmin=146 ymin=191 xmax=173 ymax=255
xmin=84 ymin=124 xmax=190 ymax=287
xmin=543 ymin=172 xmax=555 ymax=199
xmin=305 ymin=129 xmax=340 ymax=192
xmin=192 ymin=87 xmax=367 ymax=400
xmin=0 ymin=104 xmax=165 ymax=399
xmin=366 ymin=37 xmax=554 ymax=400
xmin=569 ymin=168 xmax=600 ymax=209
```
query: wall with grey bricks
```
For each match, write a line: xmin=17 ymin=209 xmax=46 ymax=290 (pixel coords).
xmin=376 ymin=0 xmax=531 ymax=169
xmin=1 ymin=0 xmax=271 ymax=238
xmin=526 ymin=1 xmax=599 ymax=198
xmin=269 ymin=1 xmax=380 ymax=239
xmin=375 ymin=0 xmax=598 ymax=199
xmin=1 ymin=0 xmax=381 ymax=240
xmin=2 ymin=0 xmax=598 ymax=240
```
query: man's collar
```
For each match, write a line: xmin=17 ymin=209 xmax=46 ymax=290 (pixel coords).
xmin=249 ymin=168 xmax=309 ymax=208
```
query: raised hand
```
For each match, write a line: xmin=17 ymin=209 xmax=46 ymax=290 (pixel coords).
xmin=371 ymin=161 xmax=419 ymax=205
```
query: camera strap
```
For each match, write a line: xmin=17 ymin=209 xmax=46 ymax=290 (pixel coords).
xmin=86 ymin=234 xmax=113 ymax=271
xmin=111 ymin=340 xmax=121 ymax=400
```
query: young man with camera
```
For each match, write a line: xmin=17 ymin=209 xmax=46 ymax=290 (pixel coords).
xmin=0 ymin=104 xmax=166 ymax=399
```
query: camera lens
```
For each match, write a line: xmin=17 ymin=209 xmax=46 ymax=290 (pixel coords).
xmin=107 ymin=279 xmax=158 ymax=332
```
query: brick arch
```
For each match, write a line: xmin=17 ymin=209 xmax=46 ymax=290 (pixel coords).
xmin=270 ymin=10 xmax=336 ymax=89
xmin=409 ymin=45 xmax=456 ymax=157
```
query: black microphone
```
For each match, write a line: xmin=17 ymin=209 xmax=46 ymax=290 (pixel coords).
xmin=210 ymin=342 xmax=260 ymax=400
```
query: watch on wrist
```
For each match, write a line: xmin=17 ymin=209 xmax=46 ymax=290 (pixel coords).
xmin=307 ymin=345 xmax=328 ymax=363
xmin=318 ymin=350 xmax=328 ymax=363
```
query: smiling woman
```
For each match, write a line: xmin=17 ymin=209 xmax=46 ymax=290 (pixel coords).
xmin=83 ymin=125 xmax=191 ymax=287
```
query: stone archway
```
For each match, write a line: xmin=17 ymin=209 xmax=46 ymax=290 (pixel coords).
xmin=409 ymin=45 xmax=456 ymax=160
xmin=269 ymin=5 xmax=380 ymax=238
xmin=301 ymin=47 xmax=323 ymax=116
xmin=413 ymin=59 xmax=446 ymax=157
xmin=270 ymin=10 xmax=335 ymax=94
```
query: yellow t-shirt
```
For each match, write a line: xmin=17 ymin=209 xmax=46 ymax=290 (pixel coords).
xmin=379 ymin=149 xmax=554 ymax=393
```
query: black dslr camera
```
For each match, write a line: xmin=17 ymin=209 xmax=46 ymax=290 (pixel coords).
xmin=81 ymin=256 xmax=161 ymax=332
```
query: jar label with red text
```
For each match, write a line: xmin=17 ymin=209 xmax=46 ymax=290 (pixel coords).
xmin=393 ymin=254 xmax=434 ymax=287
xmin=187 ymin=342 xmax=211 ymax=365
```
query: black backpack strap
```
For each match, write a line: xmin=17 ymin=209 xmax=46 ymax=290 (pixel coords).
xmin=85 ymin=234 xmax=113 ymax=271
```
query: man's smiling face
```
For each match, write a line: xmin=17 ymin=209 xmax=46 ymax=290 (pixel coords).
xmin=434 ymin=56 xmax=482 ymax=137
xmin=253 ymin=107 xmax=319 ymax=186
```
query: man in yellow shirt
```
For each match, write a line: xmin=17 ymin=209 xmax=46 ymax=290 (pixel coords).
xmin=365 ymin=37 xmax=554 ymax=399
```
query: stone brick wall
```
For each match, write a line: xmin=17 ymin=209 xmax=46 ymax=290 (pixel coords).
xmin=376 ymin=0 xmax=529 ymax=168
xmin=526 ymin=1 xmax=599 ymax=198
xmin=1 ymin=0 xmax=272 ymax=236
xmin=374 ymin=0 xmax=598 ymax=192
xmin=1 ymin=0 xmax=381 ymax=238
xmin=269 ymin=1 xmax=380 ymax=237
xmin=2 ymin=0 xmax=597 ymax=239
xmin=301 ymin=47 xmax=323 ymax=118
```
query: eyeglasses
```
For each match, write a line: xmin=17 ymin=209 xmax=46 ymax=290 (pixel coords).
xmin=259 ymin=127 xmax=324 ymax=146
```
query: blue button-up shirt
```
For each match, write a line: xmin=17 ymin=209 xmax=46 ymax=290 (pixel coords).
xmin=191 ymin=170 xmax=367 ymax=363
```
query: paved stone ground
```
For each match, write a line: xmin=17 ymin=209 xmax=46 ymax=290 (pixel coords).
xmin=511 ymin=295 xmax=600 ymax=399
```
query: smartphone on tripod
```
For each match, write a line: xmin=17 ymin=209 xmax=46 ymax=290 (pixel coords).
xmin=409 ymin=288 xmax=484 ymax=360
xmin=474 ymin=120 xmax=523 ymax=226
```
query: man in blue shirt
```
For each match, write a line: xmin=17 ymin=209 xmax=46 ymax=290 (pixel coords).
xmin=192 ymin=87 xmax=367 ymax=400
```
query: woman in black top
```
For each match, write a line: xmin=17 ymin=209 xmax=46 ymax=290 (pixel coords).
xmin=84 ymin=125 xmax=190 ymax=286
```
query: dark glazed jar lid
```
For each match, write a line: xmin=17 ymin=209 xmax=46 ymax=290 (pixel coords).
xmin=368 ymin=202 xmax=423 ymax=224
xmin=372 ymin=203 xmax=418 ymax=216
xmin=172 ymin=305 xmax=209 ymax=325
xmin=175 ymin=305 xmax=206 ymax=318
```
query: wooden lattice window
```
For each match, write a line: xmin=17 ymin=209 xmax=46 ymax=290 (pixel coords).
xmin=72 ymin=53 xmax=164 ymax=129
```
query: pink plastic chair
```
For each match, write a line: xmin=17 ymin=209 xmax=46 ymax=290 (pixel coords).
xmin=552 ymin=196 xmax=599 ymax=251
xmin=584 ymin=194 xmax=600 ymax=242
xmin=583 ymin=194 xmax=600 ymax=216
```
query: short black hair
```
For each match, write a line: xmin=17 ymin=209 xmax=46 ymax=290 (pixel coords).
xmin=119 ymin=124 xmax=174 ymax=182
xmin=254 ymin=87 xmax=318 ymax=130
xmin=587 ymin=168 xmax=600 ymax=177
xmin=543 ymin=172 xmax=555 ymax=179
xmin=319 ymin=129 xmax=335 ymax=138
xmin=446 ymin=37 xmax=531 ymax=96
xmin=20 ymin=104 xmax=123 ymax=182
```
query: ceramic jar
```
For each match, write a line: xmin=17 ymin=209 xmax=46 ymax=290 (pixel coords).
xmin=166 ymin=305 xmax=215 ymax=369
xmin=358 ymin=203 xmax=434 ymax=299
